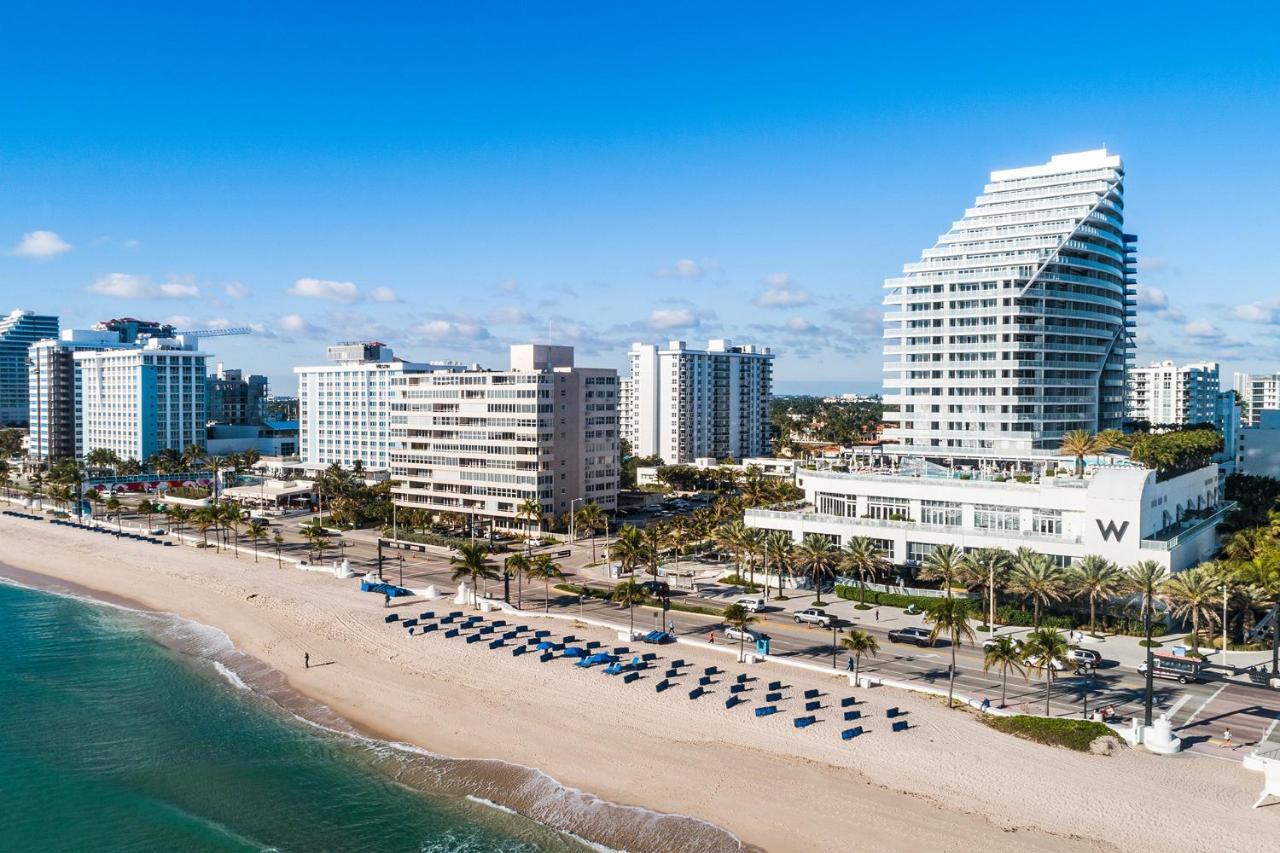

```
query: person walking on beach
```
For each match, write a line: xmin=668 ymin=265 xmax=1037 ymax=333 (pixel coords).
xmin=846 ymin=657 xmax=854 ymax=672
xmin=304 ymin=652 xmax=310 ymax=669
xmin=384 ymin=592 xmax=390 ymax=608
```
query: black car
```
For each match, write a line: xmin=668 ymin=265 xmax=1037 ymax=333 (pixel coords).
xmin=639 ymin=580 xmax=670 ymax=598
xmin=887 ymin=627 xmax=934 ymax=647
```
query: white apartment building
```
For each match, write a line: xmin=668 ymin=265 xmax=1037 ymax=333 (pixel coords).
xmin=295 ymin=343 xmax=438 ymax=472
xmin=74 ymin=336 xmax=208 ymax=462
xmin=623 ymin=339 xmax=773 ymax=465
xmin=1234 ymin=372 xmax=1280 ymax=426
xmin=883 ymin=149 xmax=1136 ymax=458
xmin=747 ymin=464 xmax=1226 ymax=573
xmin=1126 ymin=360 xmax=1219 ymax=426
xmin=28 ymin=329 xmax=127 ymax=461
xmin=390 ymin=345 xmax=618 ymax=528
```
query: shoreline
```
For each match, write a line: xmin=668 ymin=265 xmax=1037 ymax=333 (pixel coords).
xmin=0 ymin=564 xmax=735 ymax=853
xmin=2 ymin=516 xmax=1273 ymax=852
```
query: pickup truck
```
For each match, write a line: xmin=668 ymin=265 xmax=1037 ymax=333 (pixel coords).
xmin=793 ymin=608 xmax=834 ymax=628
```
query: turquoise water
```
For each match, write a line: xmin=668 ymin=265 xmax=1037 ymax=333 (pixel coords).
xmin=0 ymin=579 xmax=589 ymax=852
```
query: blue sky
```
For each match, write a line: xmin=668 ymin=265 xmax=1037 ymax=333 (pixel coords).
xmin=2 ymin=2 xmax=1278 ymax=395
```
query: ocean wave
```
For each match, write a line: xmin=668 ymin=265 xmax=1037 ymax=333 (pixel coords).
xmin=212 ymin=661 xmax=250 ymax=691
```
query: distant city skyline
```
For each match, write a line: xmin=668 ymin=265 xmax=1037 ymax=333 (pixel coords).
xmin=2 ymin=5 xmax=1277 ymax=396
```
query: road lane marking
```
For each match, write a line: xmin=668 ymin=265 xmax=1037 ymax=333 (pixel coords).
xmin=1163 ymin=693 xmax=1192 ymax=722
xmin=1178 ymin=684 xmax=1226 ymax=729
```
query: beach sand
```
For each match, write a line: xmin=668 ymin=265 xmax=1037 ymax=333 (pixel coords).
xmin=1 ymin=515 xmax=1271 ymax=852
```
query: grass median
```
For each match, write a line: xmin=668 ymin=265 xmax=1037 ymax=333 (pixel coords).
xmin=981 ymin=714 xmax=1115 ymax=752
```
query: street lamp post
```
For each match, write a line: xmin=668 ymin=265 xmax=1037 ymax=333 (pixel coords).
xmin=1142 ymin=600 xmax=1155 ymax=727
xmin=831 ymin=623 xmax=839 ymax=669
xmin=398 ymin=554 xmax=404 ymax=588
xmin=1221 ymin=584 xmax=1229 ymax=670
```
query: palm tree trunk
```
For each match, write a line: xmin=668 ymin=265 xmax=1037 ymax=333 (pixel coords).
xmin=254 ymin=541 xmax=259 ymax=563
xmin=1089 ymin=596 xmax=1097 ymax=635
xmin=544 ymin=578 xmax=550 ymax=614
xmin=1191 ymin=612 xmax=1199 ymax=653
xmin=518 ymin=572 xmax=524 ymax=608
xmin=854 ymin=653 xmax=861 ymax=682
xmin=859 ymin=575 xmax=867 ymax=606
xmin=739 ymin=633 xmax=745 ymax=662
xmin=1000 ymin=667 xmax=1008 ymax=708
xmin=948 ymin=643 xmax=956 ymax=708
xmin=1045 ymin=672 xmax=1053 ymax=716
xmin=1034 ymin=599 xmax=1041 ymax=629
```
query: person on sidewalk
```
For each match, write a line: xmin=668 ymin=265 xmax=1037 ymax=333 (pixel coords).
xmin=304 ymin=652 xmax=310 ymax=669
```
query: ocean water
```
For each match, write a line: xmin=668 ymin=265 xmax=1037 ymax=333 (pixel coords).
xmin=0 ymin=579 xmax=594 ymax=853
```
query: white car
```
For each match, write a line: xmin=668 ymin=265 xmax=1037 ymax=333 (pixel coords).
xmin=736 ymin=597 xmax=767 ymax=613
xmin=981 ymin=636 xmax=1023 ymax=653
xmin=1023 ymin=653 xmax=1067 ymax=672
xmin=524 ymin=538 xmax=545 ymax=548
xmin=724 ymin=625 xmax=763 ymax=642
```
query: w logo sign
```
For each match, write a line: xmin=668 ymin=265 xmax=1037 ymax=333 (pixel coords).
xmin=1096 ymin=519 xmax=1129 ymax=542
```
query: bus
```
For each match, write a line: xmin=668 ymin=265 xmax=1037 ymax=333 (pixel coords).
xmin=1138 ymin=653 xmax=1204 ymax=684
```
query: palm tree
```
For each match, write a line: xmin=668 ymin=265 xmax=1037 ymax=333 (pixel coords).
xmin=1126 ymin=559 xmax=1170 ymax=619
xmin=105 ymin=493 xmax=123 ymax=533
xmin=516 ymin=498 xmax=543 ymax=551
xmin=1071 ymin=555 xmax=1125 ymax=636
xmin=925 ymin=597 xmax=976 ymax=708
xmin=982 ymin=634 xmax=1027 ymax=708
xmin=962 ymin=548 xmax=1011 ymax=629
xmin=246 ymin=519 xmax=268 ymax=563
xmin=741 ymin=526 xmax=765 ymax=588
xmin=842 ymin=537 xmax=888 ymax=606
xmin=840 ymin=629 xmax=880 ymax=682
xmin=764 ymin=530 xmax=794 ymax=599
xmin=722 ymin=602 xmax=757 ymax=662
xmin=575 ymin=502 xmax=607 ymax=562
xmin=181 ymin=442 xmax=207 ymax=471
xmin=796 ymin=534 xmax=840 ymax=605
xmin=1161 ymin=566 xmax=1219 ymax=653
xmin=715 ymin=520 xmax=750 ymax=577
xmin=640 ymin=523 xmax=663 ymax=578
xmin=222 ymin=503 xmax=245 ymax=557
xmin=610 ymin=524 xmax=646 ymax=576
xmin=610 ymin=578 xmax=649 ymax=638
xmin=526 ymin=554 xmax=563 ymax=613
xmin=920 ymin=543 xmax=965 ymax=599
xmin=450 ymin=541 xmax=497 ymax=607
xmin=167 ymin=504 xmax=190 ymax=537
xmin=505 ymin=553 xmax=530 ymax=608
xmin=1022 ymin=627 xmax=1072 ymax=715
xmin=193 ymin=506 xmax=217 ymax=549
xmin=1059 ymin=429 xmax=1104 ymax=478
xmin=85 ymin=488 xmax=103 ymax=519
xmin=1010 ymin=550 xmax=1068 ymax=628
xmin=0 ymin=459 xmax=13 ymax=499
xmin=272 ymin=531 xmax=285 ymax=568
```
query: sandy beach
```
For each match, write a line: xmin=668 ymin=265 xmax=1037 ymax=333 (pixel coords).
xmin=1 ymin=515 xmax=1272 ymax=852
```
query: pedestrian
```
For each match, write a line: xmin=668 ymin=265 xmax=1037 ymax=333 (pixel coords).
xmin=1224 ymin=728 xmax=1233 ymax=747
xmin=875 ymin=609 xmax=880 ymax=622
xmin=304 ymin=652 xmax=310 ymax=669
xmin=708 ymin=631 xmax=714 ymax=644
xmin=668 ymin=620 xmax=675 ymax=634
xmin=846 ymin=657 xmax=854 ymax=672
xmin=384 ymin=592 xmax=390 ymax=608
xmin=980 ymin=696 xmax=991 ymax=712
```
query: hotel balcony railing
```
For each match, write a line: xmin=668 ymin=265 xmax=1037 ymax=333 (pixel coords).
xmin=1139 ymin=502 xmax=1236 ymax=552
xmin=745 ymin=507 xmax=1084 ymax=546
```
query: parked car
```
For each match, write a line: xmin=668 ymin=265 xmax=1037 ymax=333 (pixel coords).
xmin=888 ymin=626 xmax=934 ymax=647
xmin=794 ymin=608 xmax=834 ymax=628
xmin=1023 ymin=653 xmax=1067 ymax=672
xmin=524 ymin=538 xmax=545 ymax=548
xmin=724 ymin=625 xmax=763 ymax=642
xmin=737 ymin=596 xmax=767 ymax=613
xmin=981 ymin=636 xmax=1023 ymax=652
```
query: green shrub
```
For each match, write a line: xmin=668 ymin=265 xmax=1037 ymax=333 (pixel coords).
xmin=166 ymin=486 xmax=210 ymax=500
xmin=388 ymin=529 xmax=507 ymax=552
xmin=982 ymin=715 xmax=1115 ymax=752
xmin=720 ymin=573 xmax=761 ymax=591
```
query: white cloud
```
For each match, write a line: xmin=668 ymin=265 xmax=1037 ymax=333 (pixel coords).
xmin=487 ymin=305 xmax=532 ymax=325
xmin=497 ymin=279 xmax=520 ymax=294
xmin=1182 ymin=320 xmax=1222 ymax=340
xmin=12 ymin=230 xmax=72 ymax=258
xmin=369 ymin=286 xmax=399 ymax=303
xmin=163 ymin=314 xmax=195 ymax=329
xmin=277 ymin=313 xmax=326 ymax=337
xmin=829 ymin=304 xmax=882 ymax=335
xmin=414 ymin=319 xmax=492 ymax=341
xmin=87 ymin=273 xmax=199 ymax=299
xmin=648 ymin=308 xmax=698 ymax=330
xmin=122 ymin=239 xmax=141 ymax=249
xmin=655 ymin=258 xmax=707 ymax=279
xmin=1133 ymin=284 xmax=1184 ymax=322
xmin=755 ymin=273 xmax=812 ymax=308
xmin=288 ymin=277 xmax=361 ymax=303
xmin=1137 ymin=257 xmax=1169 ymax=272
xmin=1234 ymin=300 xmax=1280 ymax=325
xmin=224 ymin=282 xmax=251 ymax=300
xmin=785 ymin=316 xmax=816 ymax=332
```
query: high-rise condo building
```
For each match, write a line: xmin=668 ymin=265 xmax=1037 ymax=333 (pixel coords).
xmin=295 ymin=342 xmax=435 ymax=472
xmin=27 ymin=329 xmax=128 ymax=462
xmin=882 ymin=149 xmax=1136 ymax=457
xmin=1233 ymin=372 xmax=1280 ymax=426
xmin=74 ymin=336 xmax=208 ymax=462
xmin=207 ymin=364 xmax=269 ymax=425
xmin=0 ymin=308 xmax=59 ymax=426
xmin=622 ymin=339 xmax=773 ymax=465
xmin=1126 ymin=360 xmax=1219 ymax=427
xmin=391 ymin=345 xmax=618 ymax=529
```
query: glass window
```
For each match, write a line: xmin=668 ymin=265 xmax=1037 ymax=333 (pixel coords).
xmin=865 ymin=496 xmax=911 ymax=521
xmin=1032 ymin=509 xmax=1062 ymax=536
xmin=921 ymin=500 xmax=961 ymax=526
xmin=906 ymin=541 xmax=936 ymax=564
xmin=974 ymin=504 xmax=1020 ymax=532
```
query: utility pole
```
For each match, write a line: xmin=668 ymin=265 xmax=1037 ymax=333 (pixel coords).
xmin=1142 ymin=600 xmax=1155 ymax=727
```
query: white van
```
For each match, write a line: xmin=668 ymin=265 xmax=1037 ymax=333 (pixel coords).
xmin=737 ymin=596 xmax=766 ymax=613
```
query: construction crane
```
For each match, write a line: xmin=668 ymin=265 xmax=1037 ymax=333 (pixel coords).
xmin=177 ymin=327 xmax=253 ymax=338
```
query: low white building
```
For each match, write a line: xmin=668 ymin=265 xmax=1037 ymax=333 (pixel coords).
xmin=746 ymin=463 xmax=1228 ymax=573
xmin=635 ymin=456 xmax=797 ymax=488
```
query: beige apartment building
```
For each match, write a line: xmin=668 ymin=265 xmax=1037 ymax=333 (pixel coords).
xmin=390 ymin=344 xmax=618 ymax=531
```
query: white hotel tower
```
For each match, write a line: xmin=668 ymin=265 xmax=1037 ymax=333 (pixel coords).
xmin=883 ymin=149 xmax=1137 ymax=459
